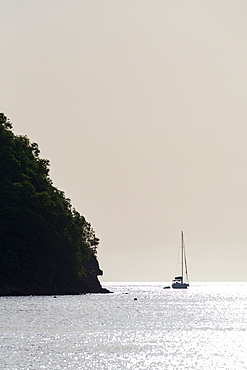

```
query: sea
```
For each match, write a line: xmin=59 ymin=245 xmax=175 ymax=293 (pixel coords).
xmin=1 ymin=282 xmax=247 ymax=370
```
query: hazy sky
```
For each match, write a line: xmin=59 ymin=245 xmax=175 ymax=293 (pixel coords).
xmin=1 ymin=0 xmax=247 ymax=282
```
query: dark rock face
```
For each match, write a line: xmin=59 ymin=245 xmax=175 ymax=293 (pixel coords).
xmin=0 ymin=255 xmax=110 ymax=296
xmin=77 ymin=254 xmax=110 ymax=294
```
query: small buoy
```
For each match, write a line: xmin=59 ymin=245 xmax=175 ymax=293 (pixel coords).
xmin=54 ymin=296 xmax=57 ymax=298
xmin=134 ymin=298 xmax=137 ymax=300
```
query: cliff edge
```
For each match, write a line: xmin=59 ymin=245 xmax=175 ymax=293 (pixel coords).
xmin=0 ymin=255 xmax=110 ymax=296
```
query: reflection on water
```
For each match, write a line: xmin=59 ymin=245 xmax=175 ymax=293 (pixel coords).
xmin=1 ymin=282 xmax=247 ymax=369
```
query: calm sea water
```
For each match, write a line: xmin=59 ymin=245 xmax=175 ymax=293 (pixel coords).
xmin=1 ymin=282 xmax=247 ymax=369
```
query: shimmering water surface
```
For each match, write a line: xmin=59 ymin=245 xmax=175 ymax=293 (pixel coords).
xmin=1 ymin=282 xmax=247 ymax=369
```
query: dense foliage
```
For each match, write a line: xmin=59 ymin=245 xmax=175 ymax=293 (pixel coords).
xmin=0 ymin=113 xmax=99 ymax=290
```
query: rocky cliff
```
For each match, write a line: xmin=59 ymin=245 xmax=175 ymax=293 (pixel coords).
xmin=0 ymin=113 xmax=110 ymax=296
xmin=0 ymin=255 xmax=110 ymax=296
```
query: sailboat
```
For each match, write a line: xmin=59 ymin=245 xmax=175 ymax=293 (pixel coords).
xmin=171 ymin=231 xmax=189 ymax=289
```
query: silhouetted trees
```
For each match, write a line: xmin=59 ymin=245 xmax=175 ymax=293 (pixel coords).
xmin=0 ymin=113 xmax=99 ymax=292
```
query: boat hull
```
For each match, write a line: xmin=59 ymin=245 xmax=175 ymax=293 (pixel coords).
xmin=172 ymin=283 xmax=189 ymax=289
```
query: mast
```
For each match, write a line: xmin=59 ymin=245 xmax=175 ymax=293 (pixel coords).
xmin=181 ymin=231 xmax=184 ymax=284
xmin=183 ymin=231 xmax=189 ymax=285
